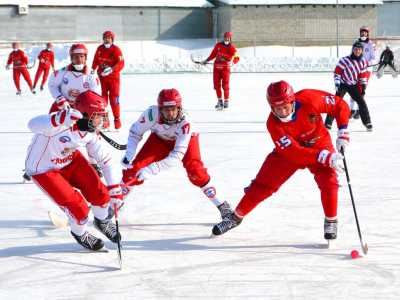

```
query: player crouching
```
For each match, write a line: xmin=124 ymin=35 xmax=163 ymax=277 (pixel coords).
xmin=212 ymin=81 xmax=350 ymax=245
xmin=25 ymin=91 xmax=123 ymax=251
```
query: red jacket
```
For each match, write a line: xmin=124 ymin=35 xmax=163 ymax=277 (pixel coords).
xmin=7 ymin=50 xmax=29 ymax=69
xmin=37 ymin=49 xmax=55 ymax=69
xmin=267 ymin=89 xmax=350 ymax=166
xmin=91 ymin=44 xmax=124 ymax=79
xmin=206 ymin=42 xmax=239 ymax=68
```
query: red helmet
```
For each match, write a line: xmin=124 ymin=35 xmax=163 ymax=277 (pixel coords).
xmin=74 ymin=91 xmax=108 ymax=130
xmin=267 ymin=81 xmax=295 ymax=107
xmin=103 ymin=30 xmax=115 ymax=41
xmin=69 ymin=43 xmax=88 ymax=57
xmin=224 ymin=31 xmax=233 ymax=40
xmin=157 ymin=88 xmax=182 ymax=108
xmin=360 ymin=26 xmax=370 ymax=35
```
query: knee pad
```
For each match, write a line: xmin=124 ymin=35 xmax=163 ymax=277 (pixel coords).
xmin=185 ymin=160 xmax=209 ymax=187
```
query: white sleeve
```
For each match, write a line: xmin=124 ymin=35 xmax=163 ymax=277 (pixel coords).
xmin=124 ymin=107 xmax=156 ymax=161
xmin=48 ymin=69 xmax=63 ymax=99
xmin=88 ymin=73 xmax=101 ymax=94
xmin=28 ymin=114 xmax=67 ymax=136
xmin=155 ymin=121 xmax=192 ymax=172
xmin=86 ymin=134 xmax=121 ymax=186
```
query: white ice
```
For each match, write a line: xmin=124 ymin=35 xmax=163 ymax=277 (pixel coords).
xmin=0 ymin=71 xmax=399 ymax=300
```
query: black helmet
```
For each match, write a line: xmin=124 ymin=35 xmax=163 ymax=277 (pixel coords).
xmin=352 ymin=41 xmax=364 ymax=50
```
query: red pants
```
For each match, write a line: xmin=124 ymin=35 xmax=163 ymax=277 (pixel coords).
xmin=13 ymin=68 xmax=33 ymax=91
xmin=33 ymin=65 xmax=51 ymax=88
xmin=100 ymin=76 xmax=120 ymax=120
xmin=213 ymin=66 xmax=231 ymax=100
xmin=122 ymin=133 xmax=210 ymax=187
xmin=32 ymin=151 xmax=109 ymax=223
xmin=235 ymin=151 xmax=339 ymax=219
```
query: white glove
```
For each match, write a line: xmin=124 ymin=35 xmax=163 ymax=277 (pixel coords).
xmin=5 ymin=64 xmax=11 ymax=70
xmin=101 ymin=67 xmax=113 ymax=77
xmin=121 ymin=156 xmax=132 ymax=169
xmin=136 ymin=162 xmax=160 ymax=181
xmin=336 ymin=129 xmax=350 ymax=153
xmin=56 ymin=95 xmax=70 ymax=109
xmin=51 ymin=108 xmax=82 ymax=128
xmin=318 ymin=149 xmax=344 ymax=172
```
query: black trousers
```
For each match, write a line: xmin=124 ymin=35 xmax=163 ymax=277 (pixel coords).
xmin=377 ymin=62 xmax=397 ymax=73
xmin=325 ymin=83 xmax=371 ymax=128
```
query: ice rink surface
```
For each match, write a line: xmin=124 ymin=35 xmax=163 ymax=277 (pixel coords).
xmin=0 ymin=72 xmax=399 ymax=299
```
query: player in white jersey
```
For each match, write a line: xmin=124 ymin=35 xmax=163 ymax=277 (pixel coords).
xmin=120 ymin=88 xmax=233 ymax=219
xmin=48 ymin=43 xmax=100 ymax=110
xmin=25 ymin=91 xmax=123 ymax=251
xmin=46 ymin=44 xmax=105 ymax=179
xmin=350 ymin=26 xmax=376 ymax=119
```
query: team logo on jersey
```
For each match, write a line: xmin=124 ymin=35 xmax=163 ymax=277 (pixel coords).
xmin=308 ymin=114 xmax=318 ymax=123
xmin=61 ymin=147 xmax=74 ymax=156
xmin=59 ymin=136 xmax=71 ymax=143
xmin=83 ymin=82 xmax=90 ymax=89
xmin=62 ymin=77 xmax=69 ymax=84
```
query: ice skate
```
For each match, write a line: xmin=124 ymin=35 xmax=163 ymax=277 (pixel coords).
xmin=217 ymin=201 xmax=233 ymax=219
xmin=16 ymin=90 xmax=21 ymax=96
xmin=22 ymin=172 xmax=31 ymax=182
xmin=365 ymin=123 xmax=373 ymax=132
xmin=71 ymin=231 xmax=106 ymax=251
xmin=40 ymin=85 xmax=44 ymax=91
xmin=215 ymin=100 xmax=223 ymax=111
xmin=223 ymin=101 xmax=229 ymax=109
xmin=31 ymin=89 xmax=36 ymax=95
xmin=211 ymin=212 xmax=242 ymax=236
xmin=324 ymin=218 xmax=337 ymax=243
xmin=94 ymin=217 xmax=121 ymax=243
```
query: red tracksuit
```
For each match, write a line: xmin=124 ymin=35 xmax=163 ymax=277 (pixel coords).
xmin=206 ymin=42 xmax=239 ymax=101
xmin=7 ymin=50 xmax=33 ymax=92
xmin=33 ymin=49 xmax=55 ymax=89
xmin=91 ymin=44 xmax=124 ymax=122
xmin=235 ymin=89 xmax=350 ymax=219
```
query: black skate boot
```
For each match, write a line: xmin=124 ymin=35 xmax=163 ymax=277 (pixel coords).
xmin=365 ymin=123 xmax=373 ymax=132
xmin=353 ymin=110 xmax=360 ymax=119
xmin=217 ymin=201 xmax=233 ymax=219
xmin=324 ymin=218 xmax=338 ymax=240
xmin=223 ymin=101 xmax=229 ymax=109
xmin=94 ymin=217 xmax=121 ymax=243
xmin=22 ymin=172 xmax=31 ymax=182
xmin=71 ymin=231 xmax=105 ymax=251
xmin=91 ymin=163 xmax=103 ymax=178
xmin=215 ymin=100 xmax=223 ymax=111
xmin=212 ymin=212 xmax=242 ymax=236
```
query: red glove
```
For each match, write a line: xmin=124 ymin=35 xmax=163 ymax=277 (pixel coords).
xmin=233 ymin=56 xmax=240 ymax=64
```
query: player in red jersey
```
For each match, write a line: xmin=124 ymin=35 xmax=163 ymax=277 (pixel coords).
xmin=6 ymin=42 xmax=34 ymax=95
xmin=91 ymin=30 xmax=125 ymax=129
xmin=212 ymin=81 xmax=350 ymax=243
xmin=33 ymin=42 xmax=55 ymax=92
xmin=202 ymin=32 xmax=240 ymax=110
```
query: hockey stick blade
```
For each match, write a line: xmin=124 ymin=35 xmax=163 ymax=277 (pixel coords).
xmin=113 ymin=203 xmax=123 ymax=269
xmin=190 ymin=54 xmax=212 ymax=65
xmin=99 ymin=131 xmax=127 ymax=150
xmin=48 ymin=211 xmax=68 ymax=228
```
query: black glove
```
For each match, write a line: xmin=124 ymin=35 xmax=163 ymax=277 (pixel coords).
xmin=76 ymin=118 xmax=95 ymax=132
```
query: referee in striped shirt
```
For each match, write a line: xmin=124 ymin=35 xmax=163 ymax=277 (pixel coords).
xmin=325 ymin=41 xmax=373 ymax=131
